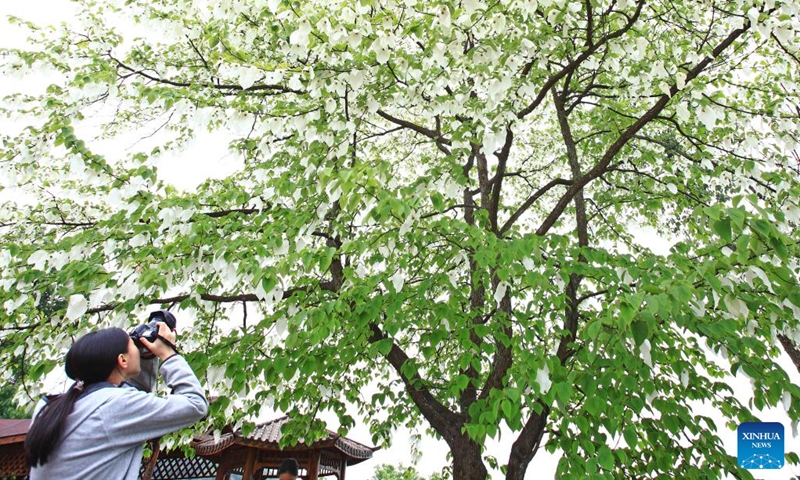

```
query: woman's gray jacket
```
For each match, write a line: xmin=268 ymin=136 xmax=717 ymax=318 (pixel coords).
xmin=29 ymin=355 xmax=208 ymax=480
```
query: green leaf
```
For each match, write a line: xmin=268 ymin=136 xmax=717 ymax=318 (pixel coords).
xmin=501 ymin=399 xmax=514 ymax=420
xmin=586 ymin=319 xmax=602 ymax=339
xmin=301 ymin=356 xmax=318 ymax=375
xmin=553 ymin=382 xmax=572 ymax=405
xmin=623 ymin=427 xmax=638 ymax=448
xmin=319 ymin=246 xmax=336 ymax=272
xmin=631 ymin=320 xmax=649 ymax=346
xmin=703 ymin=205 xmax=722 ymax=220
xmin=375 ymin=339 xmax=393 ymax=356
xmin=430 ymin=192 xmax=445 ymax=212
xmin=769 ymin=236 xmax=788 ymax=260
xmin=585 ymin=395 xmax=604 ymax=417
xmin=598 ymin=446 xmax=615 ymax=470
xmin=751 ymin=219 xmax=772 ymax=238
xmin=727 ymin=207 xmax=746 ymax=228
xmin=273 ymin=356 xmax=287 ymax=375
xmin=261 ymin=276 xmax=278 ymax=294
xmin=620 ymin=301 xmax=636 ymax=325
xmin=712 ymin=218 xmax=732 ymax=243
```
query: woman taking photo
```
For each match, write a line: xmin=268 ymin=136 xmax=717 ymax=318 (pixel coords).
xmin=25 ymin=318 xmax=208 ymax=479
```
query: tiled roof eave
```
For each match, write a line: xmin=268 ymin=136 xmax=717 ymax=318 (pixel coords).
xmin=333 ymin=436 xmax=375 ymax=460
xmin=190 ymin=416 xmax=377 ymax=462
xmin=191 ymin=432 xmax=235 ymax=456
xmin=232 ymin=435 xmax=338 ymax=451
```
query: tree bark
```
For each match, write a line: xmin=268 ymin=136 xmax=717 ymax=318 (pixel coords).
xmin=450 ymin=434 xmax=489 ymax=480
xmin=778 ymin=334 xmax=800 ymax=374
xmin=505 ymin=405 xmax=550 ymax=480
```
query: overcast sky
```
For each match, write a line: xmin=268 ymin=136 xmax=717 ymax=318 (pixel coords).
xmin=1 ymin=2 xmax=799 ymax=479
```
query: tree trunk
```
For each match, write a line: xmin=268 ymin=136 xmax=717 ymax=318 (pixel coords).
xmin=450 ymin=434 xmax=488 ymax=480
xmin=505 ymin=406 xmax=550 ymax=480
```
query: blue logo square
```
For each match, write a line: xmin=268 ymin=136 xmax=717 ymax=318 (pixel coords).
xmin=738 ymin=422 xmax=784 ymax=470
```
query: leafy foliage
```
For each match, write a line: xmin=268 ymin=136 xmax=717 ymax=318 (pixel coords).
xmin=1 ymin=0 xmax=800 ymax=478
xmin=372 ymin=463 xmax=444 ymax=480
xmin=0 ymin=385 xmax=28 ymax=419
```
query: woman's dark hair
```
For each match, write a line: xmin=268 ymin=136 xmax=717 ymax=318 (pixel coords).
xmin=25 ymin=328 xmax=130 ymax=467
xmin=278 ymin=458 xmax=300 ymax=476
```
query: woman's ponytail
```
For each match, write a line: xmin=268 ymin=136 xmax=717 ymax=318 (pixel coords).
xmin=25 ymin=383 xmax=84 ymax=467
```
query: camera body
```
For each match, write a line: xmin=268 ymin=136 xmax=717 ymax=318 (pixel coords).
xmin=129 ymin=310 xmax=177 ymax=357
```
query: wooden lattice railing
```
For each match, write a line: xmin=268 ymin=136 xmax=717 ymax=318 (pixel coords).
xmin=138 ymin=453 xmax=220 ymax=480
xmin=0 ymin=443 xmax=28 ymax=479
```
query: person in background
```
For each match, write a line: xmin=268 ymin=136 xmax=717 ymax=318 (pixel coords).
xmin=278 ymin=458 xmax=301 ymax=480
xmin=25 ymin=319 xmax=208 ymax=480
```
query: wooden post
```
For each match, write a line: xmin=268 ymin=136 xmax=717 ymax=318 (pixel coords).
xmin=215 ymin=465 xmax=227 ymax=480
xmin=242 ymin=449 xmax=257 ymax=480
xmin=308 ymin=450 xmax=320 ymax=480
xmin=340 ymin=458 xmax=347 ymax=480
xmin=215 ymin=458 xmax=236 ymax=480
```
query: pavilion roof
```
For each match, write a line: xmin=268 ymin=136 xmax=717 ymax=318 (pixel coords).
xmin=0 ymin=419 xmax=31 ymax=446
xmin=192 ymin=416 xmax=378 ymax=465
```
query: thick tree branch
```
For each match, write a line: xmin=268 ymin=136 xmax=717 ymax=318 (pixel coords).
xmin=772 ymin=33 xmax=800 ymax=66
xmin=553 ymin=92 xmax=588 ymax=247
xmin=778 ymin=334 xmax=800 ymax=374
xmin=368 ymin=323 xmax=464 ymax=440
xmin=476 ymin=130 xmax=515 ymax=401
xmin=202 ymin=208 xmax=261 ymax=218
xmin=0 ymin=323 xmax=42 ymax=332
xmin=516 ymin=0 xmax=645 ymax=119
xmin=553 ymin=90 xmax=588 ymax=363
xmin=505 ymin=402 xmax=551 ymax=480
xmin=489 ymin=128 xmax=514 ymax=233
xmin=500 ymin=179 xmax=573 ymax=234
xmin=475 ymin=152 xmax=491 ymax=217
xmin=459 ymin=153 xmax=482 ymax=411
xmin=585 ymin=0 xmax=594 ymax=46
xmin=85 ymin=283 xmax=337 ymax=314
xmin=377 ymin=110 xmax=452 ymax=155
xmin=109 ymin=54 xmax=306 ymax=95
xmin=535 ymin=21 xmax=753 ymax=237
xmin=525 ymin=104 xmax=586 ymax=480
xmin=478 ymin=288 xmax=513 ymax=401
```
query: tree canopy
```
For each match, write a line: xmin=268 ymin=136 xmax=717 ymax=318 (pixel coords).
xmin=1 ymin=0 xmax=800 ymax=478
xmin=372 ymin=463 xmax=445 ymax=480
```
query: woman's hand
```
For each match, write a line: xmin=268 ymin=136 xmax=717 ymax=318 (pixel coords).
xmin=139 ymin=322 xmax=178 ymax=361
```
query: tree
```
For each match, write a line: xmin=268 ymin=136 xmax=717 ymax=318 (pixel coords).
xmin=372 ymin=463 xmax=444 ymax=480
xmin=0 ymin=340 xmax=28 ymax=419
xmin=0 ymin=291 xmax=61 ymax=419
xmin=1 ymin=0 xmax=799 ymax=478
xmin=0 ymin=386 xmax=27 ymax=419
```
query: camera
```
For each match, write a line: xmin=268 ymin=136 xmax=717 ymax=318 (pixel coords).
xmin=129 ymin=310 xmax=177 ymax=356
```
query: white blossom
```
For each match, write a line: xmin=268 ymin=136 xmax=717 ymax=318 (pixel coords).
xmin=640 ymin=339 xmax=653 ymax=367
xmin=289 ymin=20 xmax=312 ymax=48
xmin=391 ymin=270 xmax=405 ymax=292
xmin=494 ymin=281 xmax=508 ymax=306
xmin=27 ymin=250 xmax=49 ymax=270
xmin=535 ymin=363 xmax=551 ymax=393
xmin=65 ymin=295 xmax=88 ymax=321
